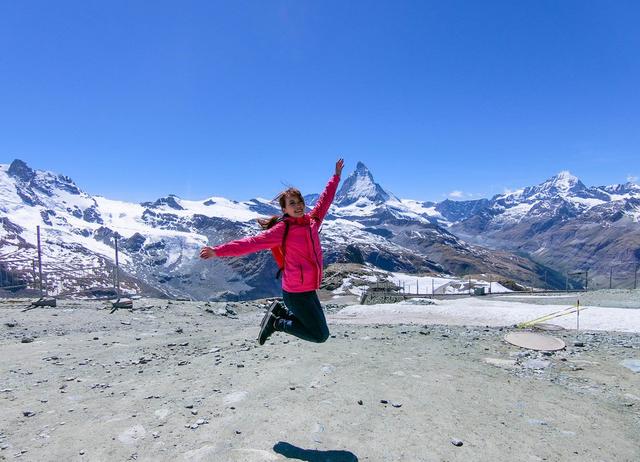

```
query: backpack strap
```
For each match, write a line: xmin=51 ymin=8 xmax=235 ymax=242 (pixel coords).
xmin=274 ymin=216 xmax=290 ymax=279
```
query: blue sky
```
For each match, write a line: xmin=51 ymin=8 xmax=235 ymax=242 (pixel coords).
xmin=1 ymin=1 xmax=639 ymax=203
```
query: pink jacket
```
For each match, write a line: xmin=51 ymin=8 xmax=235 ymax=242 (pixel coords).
xmin=213 ymin=174 xmax=341 ymax=293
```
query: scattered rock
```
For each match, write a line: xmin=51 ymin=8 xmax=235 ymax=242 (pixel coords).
xmin=528 ymin=419 xmax=548 ymax=426
xmin=451 ymin=439 xmax=463 ymax=447
xmin=523 ymin=359 xmax=550 ymax=370
xmin=117 ymin=425 xmax=146 ymax=444
xmin=620 ymin=359 xmax=640 ymax=373
xmin=484 ymin=358 xmax=517 ymax=369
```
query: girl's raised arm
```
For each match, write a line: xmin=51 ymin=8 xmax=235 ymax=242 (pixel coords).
xmin=310 ymin=158 xmax=343 ymax=223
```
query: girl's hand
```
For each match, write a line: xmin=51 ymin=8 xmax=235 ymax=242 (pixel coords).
xmin=200 ymin=246 xmax=217 ymax=259
xmin=335 ymin=158 xmax=344 ymax=177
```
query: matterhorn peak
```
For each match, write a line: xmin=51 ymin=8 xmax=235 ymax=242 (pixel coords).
xmin=334 ymin=161 xmax=397 ymax=206
xmin=354 ymin=161 xmax=370 ymax=174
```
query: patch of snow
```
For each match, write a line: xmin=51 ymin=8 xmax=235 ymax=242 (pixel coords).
xmin=333 ymin=298 xmax=640 ymax=333
xmin=567 ymin=197 xmax=605 ymax=208
xmin=400 ymin=199 xmax=443 ymax=219
xmin=176 ymin=197 xmax=261 ymax=222
xmin=493 ymin=202 xmax=536 ymax=223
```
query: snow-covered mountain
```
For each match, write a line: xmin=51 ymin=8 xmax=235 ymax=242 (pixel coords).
xmin=334 ymin=161 xmax=399 ymax=207
xmin=5 ymin=159 xmax=626 ymax=300
xmin=438 ymin=171 xmax=640 ymax=226
xmin=445 ymin=171 xmax=640 ymax=283
xmin=1 ymin=159 xmax=295 ymax=300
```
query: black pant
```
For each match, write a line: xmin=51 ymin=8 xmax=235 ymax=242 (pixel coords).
xmin=276 ymin=290 xmax=330 ymax=343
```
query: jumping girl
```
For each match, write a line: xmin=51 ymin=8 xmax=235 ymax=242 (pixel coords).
xmin=200 ymin=159 xmax=344 ymax=346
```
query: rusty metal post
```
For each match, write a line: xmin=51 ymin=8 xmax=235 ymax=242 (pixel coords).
xmin=609 ymin=266 xmax=613 ymax=290
xmin=36 ymin=226 xmax=43 ymax=297
xmin=584 ymin=270 xmax=588 ymax=291
xmin=115 ymin=234 xmax=121 ymax=299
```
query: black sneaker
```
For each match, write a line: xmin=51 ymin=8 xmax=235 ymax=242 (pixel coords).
xmin=257 ymin=301 xmax=284 ymax=345
xmin=258 ymin=313 xmax=278 ymax=345
xmin=268 ymin=300 xmax=287 ymax=318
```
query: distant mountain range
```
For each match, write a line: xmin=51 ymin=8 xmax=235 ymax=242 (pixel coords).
xmin=1 ymin=159 xmax=638 ymax=300
xmin=439 ymin=171 xmax=640 ymax=286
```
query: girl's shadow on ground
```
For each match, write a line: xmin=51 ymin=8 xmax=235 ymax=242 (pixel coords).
xmin=273 ymin=442 xmax=358 ymax=461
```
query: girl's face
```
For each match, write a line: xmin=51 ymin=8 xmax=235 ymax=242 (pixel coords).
xmin=282 ymin=193 xmax=305 ymax=217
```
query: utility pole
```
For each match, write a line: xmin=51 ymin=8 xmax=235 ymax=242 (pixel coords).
xmin=111 ymin=232 xmax=134 ymax=313
xmin=609 ymin=266 xmax=613 ymax=290
xmin=584 ymin=270 xmax=588 ymax=292
xmin=576 ymin=299 xmax=580 ymax=340
xmin=565 ymin=273 xmax=568 ymax=292
xmin=36 ymin=225 xmax=43 ymax=297
xmin=635 ymin=264 xmax=638 ymax=290
xmin=32 ymin=259 xmax=37 ymax=292
xmin=115 ymin=234 xmax=121 ymax=299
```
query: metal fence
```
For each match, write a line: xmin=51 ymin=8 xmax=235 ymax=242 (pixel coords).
xmin=359 ymin=265 xmax=640 ymax=305
xmin=0 ymin=225 xmax=129 ymax=301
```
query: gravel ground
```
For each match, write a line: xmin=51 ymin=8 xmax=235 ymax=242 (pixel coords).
xmin=1 ymin=297 xmax=639 ymax=461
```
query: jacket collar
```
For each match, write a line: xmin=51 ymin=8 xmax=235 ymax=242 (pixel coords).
xmin=283 ymin=214 xmax=310 ymax=225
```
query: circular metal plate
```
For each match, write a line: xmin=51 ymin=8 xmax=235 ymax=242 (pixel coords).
xmin=504 ymin=331 xmax=566 ymax=351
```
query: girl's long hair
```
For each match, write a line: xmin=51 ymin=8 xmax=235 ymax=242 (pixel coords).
xmin=258 ymin=187 xmax=304 ymax=230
